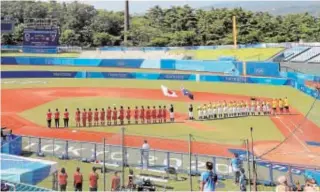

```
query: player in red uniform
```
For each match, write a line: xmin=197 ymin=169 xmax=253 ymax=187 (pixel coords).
xmin=54 ymin=108 xmax=60 ymax=128
xmin=119 ymin=106 xmax=125 ymax=125
xmin=146 ymin=106 xmax=151 ymax=124
xmin=100 ymin=108 xmax=105 ymax=126
xmin=46 ymin=109 xmax=52 ymax=128
xmin=158 ymin=106 xmax=162 ymax=123
xmin=107 ymin=107 xmax=112 ymax=126
xmin=134 ymin=106 xmax=139 ymax=124
xmin=82 ymin=109 xmax=87 ymax=127
xmin=88 ymin=108 xmax=93 ymax=127
xmin=126 ymin=107 xmax=131 ymax=124
xmin=94 ymin=108 xmax=99 ymax=126
xmin=75 ymin=108 xmax=81 ymax=127
xmin=112 ymin=107 xmax=118 ymax=125
xmin=140 ymin=106 xmax=145 ymax=124
xmin=63 ymin=108 xmax=69 ymax=128
xmin=163 ymin=105 xmax=167 ymax=123
xmin=152 ymin=106 xmax=157 ymax=123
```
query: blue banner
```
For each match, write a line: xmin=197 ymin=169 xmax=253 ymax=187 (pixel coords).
xmin=158 ymin=73 xmax=192 ymax=80
xmin=1 ymin=71 xmax=79 ymax=78
xmin=102 ymin=72 xmax=136 ymax=79
xmin=23 ymin=28 xmax=59 ymax=46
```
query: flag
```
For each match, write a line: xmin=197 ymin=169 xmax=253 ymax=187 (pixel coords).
xmin=161 ymin=85 xmax=177 ymax=97
xmin=181 ymin=87 xmax=194 ymax=100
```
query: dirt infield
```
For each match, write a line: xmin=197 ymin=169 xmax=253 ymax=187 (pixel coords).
xmin=2 ymin=87 xmax=320 ymax=166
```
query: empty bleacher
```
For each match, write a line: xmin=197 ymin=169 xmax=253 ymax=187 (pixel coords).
xmin=291 ymin=47 xmax=320 ymax=62
xmin=308 ymin=54 xmax=320 ymax=63
xmin=283 ymin=46 xmax=310 ymax=61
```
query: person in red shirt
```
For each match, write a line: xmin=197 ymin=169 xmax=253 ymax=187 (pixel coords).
xmin=119 ymin=106 xmax=124 ymax=125
xmin=47 ymin=109 xmax=52 ymax=128
xmin=100 ymin=108 xmax=105 ymax=126
xmin=94 ymin=108 xmax=99 ymax=126
xmin=73 ymin=167 xmax=83 ymax=191
xmin=126 ymin=107 xmax=131 ymax=124
xmin=134 ymin=106 xmax=139 ymax=124
xmin=58 ymin=167 xmax=68 ymax=191
xmin=152 ymin=106 xmax=157 ymax=123
xmin=89 ymin=167 xmax=99 ymax=191
xmin=107 ymin=107 xmax=112 ymax=126
xmin=163 ymin=105 xmax=167 ymax=123
xmin=54 ymin=108 xmax=60 ymax=128
xmin=82 ymin=109 xmax=87 ymax=127
xmin=63 ymin=108 xmax=69 ymax=128
xmin=112 ymin=107 xmax=118 ymax=125
xmin=158 ymin=106 xmax=162 ymax=123
xmin=146 ymin=106 xmax=151 ymax=124
xmin=88 ymin=108 xmax=93 ymax=127
xmin=111 ymin=171 xmax=120 ymax=191
xmin=140 ymin=106 xmax=145 ymax=124
xmin=75 ymin=108 xmax=81 ymax=127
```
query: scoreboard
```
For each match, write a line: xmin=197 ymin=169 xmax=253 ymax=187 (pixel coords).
xmin=1 ymin=21 xmax=14 ymax=33
xmin=23 ymin=28 xmax=59 ymax=46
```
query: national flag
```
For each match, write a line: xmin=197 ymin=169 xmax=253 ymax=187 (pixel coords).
xmin=161 ymin=85 xmax=177 ymax=97
xmin=181 ymin=87 xmax=194 ymax=100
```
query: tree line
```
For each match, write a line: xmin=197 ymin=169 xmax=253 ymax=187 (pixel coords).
xmin=1 ymin=1 xmax=320 ymax=47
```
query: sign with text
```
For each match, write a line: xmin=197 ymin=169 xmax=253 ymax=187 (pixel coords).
xmin=23 ymin=28 xmax=59 ymax=46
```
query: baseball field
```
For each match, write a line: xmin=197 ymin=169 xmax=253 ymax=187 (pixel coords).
xmin=2 ymin=63 xmax=320 ymax=190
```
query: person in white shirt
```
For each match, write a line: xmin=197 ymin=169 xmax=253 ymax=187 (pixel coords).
xmin=141 ymin=140 xmax=150 ymax=169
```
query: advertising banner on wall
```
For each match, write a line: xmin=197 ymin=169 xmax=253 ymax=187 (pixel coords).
xmin=23 ymin=28 xmax=59 ymax=46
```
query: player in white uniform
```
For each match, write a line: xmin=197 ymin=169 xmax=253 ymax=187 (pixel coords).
xmin=207 ymin=103 xmax=213 ymax=119
xmin=217 ymin=102 xmax=222 ymax=118
xmin=256 ymin=100 xmax=261 ymax=115
xmin=223 ymin=101 xmax=228 ymax=118
xmin=245 ymin=101 xmax=250 ymax=116
xmin=228 ymin=101 xmax=233 ymax=117
xmin=212 ymin=102 xmax=216 ymax=119
xmin=251 ymin=100 xmax=256 ymax=116
xmin=202 ymin=104 xmax=207 ymax=119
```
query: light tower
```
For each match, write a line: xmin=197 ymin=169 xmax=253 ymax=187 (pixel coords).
xmin=124 ymin=0 xmax=130 ymax=45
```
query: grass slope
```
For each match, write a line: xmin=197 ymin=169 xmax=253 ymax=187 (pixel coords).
xmin=170 ymin=48 xmax=283 ymax=61
xmin=20 ymin=97 xmax=284 ymax=144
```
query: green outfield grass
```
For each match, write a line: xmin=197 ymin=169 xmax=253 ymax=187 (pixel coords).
xmin=29 ymin=154 xmax=273 ymax=191
xmin=1 ymin=52 xmax=80 ymax=57
xmin=0 ymin=65 xmax=219 ymax=75
xmin=20 ymin=97 xmax=284 ymax=145
xmin=3 ymin=78 xmax=319 ymax=128
xmin=169 ymin=48 xmax=283 ymax=61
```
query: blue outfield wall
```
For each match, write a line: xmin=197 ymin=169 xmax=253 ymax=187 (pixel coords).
xmin=1 ymin=57 xmax=279 ymax=76
xmin=1 ymin=70 xmax=319 ymax=100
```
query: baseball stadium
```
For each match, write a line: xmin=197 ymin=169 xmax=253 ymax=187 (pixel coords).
xmin=1 ymin=1 xmax=320 ymax=191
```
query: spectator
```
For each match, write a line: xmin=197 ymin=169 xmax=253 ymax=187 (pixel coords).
xmin=231 ymin=153 xmax=242 ymax=184
xmin=111 ymin=171 xmax=121 ymax=191
xmin=89 ymin=167 xmax=99 ymax=191
xmin=73 ymin=167 xmax=83 ymax=191
xmin=58 ymin=167 xmax=68 ymax=191
xmin=276 ymin=176 xmax=290 ymax=192
xmin=304 ymin=178 xmax=319 ymax=192
xmin=127 ymin=169 xmax=136 ymax=190
xmin=239 ymin=168 xmax=247 ymax=192
xmin=292 ymin=181 xmax=303 ymax=191
xmin=200 ymin=161 xmax=218 ymax=192
xmin=141 ymin=140 xmax=150 ymax=169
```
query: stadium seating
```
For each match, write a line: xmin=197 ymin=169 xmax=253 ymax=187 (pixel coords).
xmin=283 ymin=46 xmax=310 ymax=61
xmin=308 ymin=54 xmax=320 ymax=63
xmin=1 ymin=180 xmax=50 ymax=191
xmin=290 ymin=47 xmax=320 ymax=62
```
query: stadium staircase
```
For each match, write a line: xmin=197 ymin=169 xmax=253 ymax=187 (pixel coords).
xmin=1 ymin=180 xmax=52 ymax=191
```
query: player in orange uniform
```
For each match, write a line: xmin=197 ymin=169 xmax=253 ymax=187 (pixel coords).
xmin=47 ymin=109 xmax=52 ymax=128
xmin=82 ymin=109 xmax=87 ymax=127
xmin=146 ymin=106 xmax=151 ymax=124
xmin=119 ymin=106 xmax=125 ymax=125
xmin=126 ymin=107 xmax=131 ymax=124
xmin=63 ymin=108 xmax=69 ymax=128
xmin=152 ymin=106 xmax=157 ymax=123
xmin=158 ymin=106 xmax=162 ymax=123
xmin=75 ymin=108 xmax=81 ymax=127
xmin=94 ymin=108 xmax=99 ymax=126
xmin=54 ymin=108 xmax=60 ymax=128
xmin=112 ymin=107 xmax=118 ymax=125
xmin=107 ymin=107 xmax=112 ymax=126
xmin=88 ymin=108 xmax=93 ymax=127
xmin=163 ymin=105 xmax=167 ymax=123
xmin=100 ymin=108 xmax=105 ymax=126
xmin=140 ymin=106 xmax=145 ymax=124
xmin=134 ymin=106 xmax=139 ymax=124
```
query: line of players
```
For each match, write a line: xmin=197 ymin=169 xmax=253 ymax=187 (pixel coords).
xmin=195 ymin=98 xmax=289 ymax=120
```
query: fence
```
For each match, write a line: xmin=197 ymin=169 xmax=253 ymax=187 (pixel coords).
xmin=20 ymin=134 xmax=320 ymax=189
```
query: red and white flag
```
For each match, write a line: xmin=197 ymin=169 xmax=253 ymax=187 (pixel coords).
xmin=161 ymin=85 xmax=177 ymax=97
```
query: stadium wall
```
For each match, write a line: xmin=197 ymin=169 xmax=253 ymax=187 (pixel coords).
xmin=1 ymin=70 xmax=319 ymax=100
xmin=1 ymin=57 xmax=280 ymax=76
